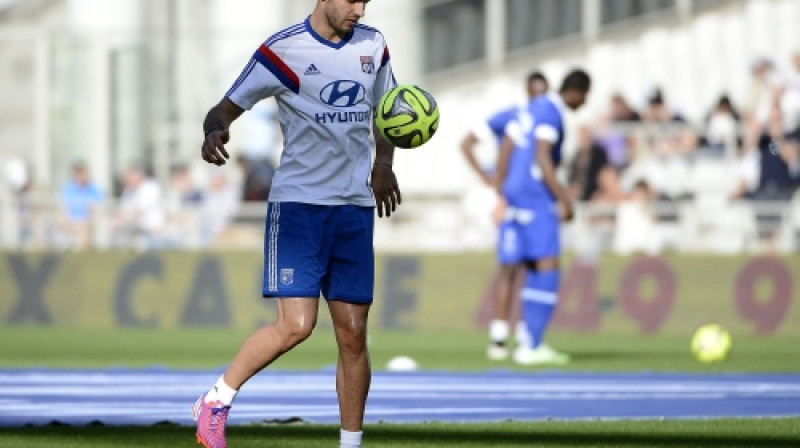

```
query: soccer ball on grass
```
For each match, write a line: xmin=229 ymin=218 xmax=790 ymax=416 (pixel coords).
xmin=375 ymin=84 xmax=439 ymax=149
xmin=691 ymin=324 xmax=732 ymax=363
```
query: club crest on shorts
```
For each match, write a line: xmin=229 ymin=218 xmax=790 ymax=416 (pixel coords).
xmin=280 ymin=268 xmax=294 ymax=286
xmin=361 ymin=56 xmax=375 ymax=74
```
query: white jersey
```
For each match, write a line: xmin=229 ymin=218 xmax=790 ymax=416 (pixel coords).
xmin=227 ymin=18 xmax=397 ymax=207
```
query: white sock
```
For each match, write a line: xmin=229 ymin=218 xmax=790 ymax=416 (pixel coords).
xmin=340 ymin=429 xmax=363 ymax=448
xmin=205 ymin=375 xmax=238 ymax=406
xmin=489 ymin=320 xmax=510 ymax=344
xmin=515 ymin=321 xmax=531 ymax=349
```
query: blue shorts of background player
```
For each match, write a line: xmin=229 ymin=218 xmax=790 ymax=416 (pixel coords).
xmin=495 ymin=201 xmax=568 ymax=365
xmin=263 ymin=202 xmax=375 ymax=303
xmin=497 ymin=203 xmax=560 ymax=265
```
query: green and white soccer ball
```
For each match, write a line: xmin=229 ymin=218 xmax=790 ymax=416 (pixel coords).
xmin=376 ymin=84 xmax=439 ymax=149
xmin=691 ymin=324 xmax=732 ymax=363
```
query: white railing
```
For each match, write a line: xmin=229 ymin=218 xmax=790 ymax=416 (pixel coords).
xmin=372 ymin=195 xmax=800 ymax=255
xmin=1 ymin=192 xmax=797 ymax=254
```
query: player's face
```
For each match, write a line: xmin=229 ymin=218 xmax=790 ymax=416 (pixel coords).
xmin=73 ymin=167 xmax=89 ymax=185
xmin=324 ymin=0 xmax=369 ymax=36
xmin=565 ymin=90 xmax=589 ymax=110
xmin=528 ymin=79 xmax=548 ymax=98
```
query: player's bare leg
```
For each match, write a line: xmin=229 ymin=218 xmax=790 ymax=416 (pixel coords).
xmin=224 ymin=297 xmax=320 ymax=388
xmin=488 ymin=264 xmax=522 ymax=360
xmin=493 ymin=265 xmax=516 ymax=322
xmin=493 ymin=264 xmax=525 ymax=321
xmin=328 ymin=300 xmax=371 ymax=435
xmin=194 ymin=298 xmax=319 ymax=448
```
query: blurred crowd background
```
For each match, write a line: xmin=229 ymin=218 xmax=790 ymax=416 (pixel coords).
xmin=0 ymin=0 xmax=799 ymax=255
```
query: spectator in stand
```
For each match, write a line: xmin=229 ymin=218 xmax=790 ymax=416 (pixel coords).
xmin=731 ymin=118 xmax=764 ymax=201
xmin=113 ymin=163 xmax=166 ymax=248
xmin=167 ymin=163 xmax=204 ymax=209
xmin=733 ymin=102 xmax=800 ymax=249
xmin=781 ymin=51 xmax=800 ymax=143
xmin=4 ymin=157 xmax=34 ymax=246
xmin=610 ymin=92 xmax=641 ymax=122
xmin=789 ymin=51 xmax=800 ymax=100
xmin=597 ymin=93 xmax=641 ymax=171
xmin=703 ymin=95 xmax=741 ymax=157
xmin=751 ymin=103 xmax=800 ymax=200
xmin=591 ymin=165 xmax=628 ymax=205
xmin=614 ymin=179 xmax=662 ymax=255
xmin=642 ymin=88 xmax=687 ymax=124
xmin=784 ymin=52 xmax=800 ymax=182
xmin=741 ymin=54 xmax=800 ymax=158
xmin=568 ymin=126 xmax=609 ymax=202
xmin=59 ymin=161 xmax=103 ymax=249
xmin=640 ymin=88 xmax=697 ymax=158
xmin=744 ymin=57 xmax=780 ymax=129
xmin=624 ymin=131 xmax=694 ymax=203
xmin=585 ymin=165 xmax=626 ymax=252
xmin=199 ymin=169 xmax=240 ymax=246
xmin=164 ymin=163 xmax=206 ymax=247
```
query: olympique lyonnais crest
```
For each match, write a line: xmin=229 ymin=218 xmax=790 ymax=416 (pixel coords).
xmin=280 ymin=268 xmax=294 ymax=286
xmin=361 ymin=56 xmax=375 ymax=74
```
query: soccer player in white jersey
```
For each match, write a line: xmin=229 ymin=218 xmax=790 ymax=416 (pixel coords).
xmin=193 ymin=1 xmax=399 ymax=447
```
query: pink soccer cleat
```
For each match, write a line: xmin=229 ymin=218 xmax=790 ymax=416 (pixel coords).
xmin=193 ymin=394 xmax=231 ymax=448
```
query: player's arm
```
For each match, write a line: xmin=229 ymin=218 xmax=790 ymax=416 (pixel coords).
xmin=491 ymin=135 xmax=515 ymax=224
xmin=535 ymin=139 xmax=573 ymax=221
xmin=371 ymin=41 xmax=402 ymax=218
xmin=201 ymin=98 xmax=244 ymax=166
xmin=372 ymin=124 xmax=402 ymax=218
xmin=460 ymin=132 xmax=492 ymax=186
xmin=493 ymin=135 xmax=514 ymax=194
xmin=204 ymin=40 xmax=285 ymax=166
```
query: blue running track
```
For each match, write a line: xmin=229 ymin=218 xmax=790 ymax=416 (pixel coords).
xmin=1 ymin=369 xmax=799 ymax=426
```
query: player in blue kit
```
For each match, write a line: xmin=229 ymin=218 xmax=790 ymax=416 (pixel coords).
xmin=461 ymin=72 xmax=549 ymax=185
xmin=460 ymin=72 xmax=549 ymax=361
xmin=193 ymin=1 xmax=399 ymax=447
xmin=495 ymin=69 xmax=591 ymax=365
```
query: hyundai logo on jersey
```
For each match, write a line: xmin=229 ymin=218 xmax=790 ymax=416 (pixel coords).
xmin=320 ymin=80 xmax=366 ymax=108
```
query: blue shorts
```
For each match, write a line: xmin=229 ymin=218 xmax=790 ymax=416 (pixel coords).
xmin=497 ymin=203 xmax=560 ymax=265
xmin=263 ymin=202 xmax=374 ymax=303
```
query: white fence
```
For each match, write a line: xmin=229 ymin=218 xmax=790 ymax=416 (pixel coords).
xmin=1 ymin=192 xmax=797 ymax=255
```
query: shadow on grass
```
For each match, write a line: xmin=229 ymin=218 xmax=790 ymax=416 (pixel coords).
xmin=2 ymin=423 xmax=798 ymax=447
xmin=267 ymin=425 xmax=799 ymax=447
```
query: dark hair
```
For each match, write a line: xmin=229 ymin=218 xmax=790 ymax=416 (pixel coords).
xmin=560 ymin=69 xmax=591 ymax=93
xmin=715 ymin=94 xmax=740 ymax=121
xmin=527 ymin=71 xmax=549 ymax=86
xmin=648 ymin=88 xmax=665 ymax=106
xmin=634 ymin=179 xmax=651 ymax=191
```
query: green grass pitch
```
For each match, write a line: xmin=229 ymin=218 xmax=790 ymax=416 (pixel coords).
xmin=1 ymin=420 xmax=799 ymax=447
xmin=1 ymin=327 xmax=799 ymax=447
xmin=1 ymin=327 xmax=798 ymax=372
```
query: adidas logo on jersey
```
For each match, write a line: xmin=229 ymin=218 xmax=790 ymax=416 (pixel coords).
xmin=305 ymin=64 xmax=321 ymax=76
